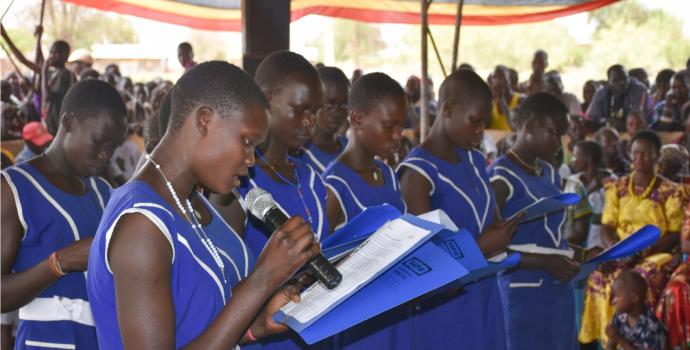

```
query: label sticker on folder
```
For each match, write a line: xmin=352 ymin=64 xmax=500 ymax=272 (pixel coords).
xmin=292 ymin=241 xmax=469 ymax=344
xmin=402 ymin=257 xmax=433 ymax=276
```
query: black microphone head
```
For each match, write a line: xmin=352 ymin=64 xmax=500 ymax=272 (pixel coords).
xmin=245 ymin=187 xmax=276 ymax=220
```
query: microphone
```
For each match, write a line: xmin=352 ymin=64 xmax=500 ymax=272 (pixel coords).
xmin=246 ymin=187 xmax=342 ymax=290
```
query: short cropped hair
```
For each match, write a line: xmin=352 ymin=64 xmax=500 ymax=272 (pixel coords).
xmin=630 ymin=130 xmax=662 ymax=154
xmin=178 ymin=42 xmax=193 ymax=52
xmin=616 ymin=270 xmax=648 ymax=300
xmin=607 ymin=64 xmax=626 ymax=79
xmin=512 ymin=92 xmax=569 ymax=134
xmin=60 ymin=79 xmax=126 ymax=122
xmin=317 ymin=66 xmax=350 ymax=88
xmin=438 ymin=69 xmax=491 ymax=110
xmin=574 ymin=140 xmax=603 ymax=167
xmin=673 ymin=70 xmax=689 ymax=89
xmin=655 ymin=69 xmax=675 ymax=85
xmin=349 ymin=72 xmax=405 ymax=114
xmin=254 ymin=50 xmax=320 ymax=97
xmin=52 ymin=40 xmax=70 ymax=57
xmin=79 ymin=68 xmax=100 ymax=81
xmin=168 ymin=61 xmax=268 ymax=133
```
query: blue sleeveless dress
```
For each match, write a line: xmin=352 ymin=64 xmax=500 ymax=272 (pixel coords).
xmin=2 ymin=162 xmax=111 ymax=350
xmin=87 ymin=181 xmax=235 ymax=350
xmin=322 ymin=159 xmax=409 ymax=350
xmin=397 ymin=146 xmax=507 ymax=349
xmin=237 ymin=158 xmax=332 ymax=350
xmin=197 ymin=193 xmax=254 ymax=285
xmin=298 ymin=135 xmax=348 ymax=174
xmin=487 ymin=156 xmax=576 ymax=350
xmin=323 ymin=159 xmax=406 ymax=225
xmin=237 ymin=158 xmax=329 ymax=260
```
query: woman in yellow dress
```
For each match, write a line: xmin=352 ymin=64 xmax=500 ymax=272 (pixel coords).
xmin=489 ymin=66 xmax=523 ymax=130
xmin=579 ymin=130 xmax=686 ymax=347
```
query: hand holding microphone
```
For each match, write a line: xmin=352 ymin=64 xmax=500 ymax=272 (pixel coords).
xmin=246 ymin=187 xmax=342 ymax=290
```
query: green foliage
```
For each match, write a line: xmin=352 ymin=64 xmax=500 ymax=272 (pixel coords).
xmin=5 ymin=0 xmax=137 ymax=51
xmin=189 ymin=31 xmax=229 ymax=61
xmin=2 ymin=28 xmax=36 ymax=55
xmin=43 ymin=0 xmax=137 ymax=49
xmin=587 ymin=0 xmax=690 ymax=75
xmin=332 ymin=20 xmax=386 ymax=67
xmin=327 ymin=0 xmax=689 ymax=95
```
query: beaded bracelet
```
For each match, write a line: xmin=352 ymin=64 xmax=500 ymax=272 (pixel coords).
xmin=245 ymin=328 xmax=257 ymax=342
xmin=48 ymin=251 xmax=66 ymax=278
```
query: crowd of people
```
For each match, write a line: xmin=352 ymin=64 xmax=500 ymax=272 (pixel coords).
xmin=1 ymin=27 xmax=690 ymax=350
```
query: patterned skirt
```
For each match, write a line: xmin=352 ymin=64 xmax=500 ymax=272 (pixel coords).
xmin=656 ymin=262 xmax=690 ymax=350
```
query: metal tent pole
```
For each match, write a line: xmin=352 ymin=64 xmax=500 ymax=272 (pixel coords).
xmin=420 ymin=0 xmax=430 ymax=142
xmin=451 ymin=0 xmax=464 ymax=72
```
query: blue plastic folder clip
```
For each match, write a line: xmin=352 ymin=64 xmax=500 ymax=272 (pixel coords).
xmin=274 ymin=215 xmax=466 ymax=344
xmin=507 ymin=193 xmax=581 ymax=223
xmin=573 ymin=225 xmax=661 ymax=282
xmin=321 ymin=204 xmax=402 ymax=250
xmin=322 ymin=238 xmax=369 ymax=261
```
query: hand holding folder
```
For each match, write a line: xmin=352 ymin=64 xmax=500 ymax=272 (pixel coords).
xmin=276 ymin=206 xmax=524 ymax=344
xmin=572 ymin=225 xmax=661 ymax=281
xmin=507 ymin=193 xmax=581 ymax=222
xmin=274 ymin=214 xmax=465 ymax=344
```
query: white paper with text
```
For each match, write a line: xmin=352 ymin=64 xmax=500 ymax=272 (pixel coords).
xmin=279 ymin=218 xmax=432 ymax=325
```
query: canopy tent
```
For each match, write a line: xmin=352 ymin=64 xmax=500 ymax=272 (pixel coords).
xmin=60 ymin=0 xmax=619 ymax=141
xmin=64 ymin=0 xmax=617 ymax=32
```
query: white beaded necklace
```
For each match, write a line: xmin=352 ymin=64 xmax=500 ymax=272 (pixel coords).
xmin=145 ymin=154 xmax=227 ymax=284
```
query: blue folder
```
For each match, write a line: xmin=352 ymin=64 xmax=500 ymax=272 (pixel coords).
xmin=432 ymin=228 xmax=521 ymax=290
xmin=322 ymin=205 xmax=402 ymax=262
xmin=507 ymin=193 xmax=581 ymax=222
xmin=461 ymin=253 xmax=521 ymax=283
xmin=283 ymin=207 xmax=523 ymax=344
xmin=573 ymin=225 xmax=661 ymax=281
xmin=432 ymin=228 xmax=487 ymax=271
xmin=586 ymin=225 xmax=661 ymax=263
xmin=322 ymin=205 xmax=401 ymax=248
xmin=274 ymin=215 xmax=461 ymax=344
xmin=288 ymin=241 xmax=469 ymax=344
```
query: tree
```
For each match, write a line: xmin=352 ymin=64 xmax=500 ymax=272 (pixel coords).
xmin=44 ymin=0 xmax=137 ymax=49
xmin=332 ymin=20 xmax=385 ymax=68
xmin=586 ymin=0 xmax=690 ymax=75
xmin=5 ymin=0 xmax=137 ymax=52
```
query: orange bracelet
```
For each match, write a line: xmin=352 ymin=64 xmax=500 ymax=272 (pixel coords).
xmin=245 ymin=328 xmax=257 ymax=342
xmin=48 ymin=252 xmax=66 ymax=278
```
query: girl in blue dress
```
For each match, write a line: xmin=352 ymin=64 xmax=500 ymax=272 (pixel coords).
xmin=143 ymin=90 xmax=255 ymax=284
xmin=398 ymin=69 xmax=520 ymax=350
xmin=142 ymin=93 xmax=255 ymax=286
xmin=299 ymin=66 xmax=350 ymax=174
xmin=1 ymin=80 xmax=127 ymax=350
xmin=235 ymin=51 xmax=332 ymax=350
xmin=324 ymin=72 xmax=407 ymax=227
xmin=87 ymin=62 xmax=321 ymax=349
xmin=322 ymin=72 xmax=409 ymax=349
xmin=488 ymin=92 xmax=581 ymax=350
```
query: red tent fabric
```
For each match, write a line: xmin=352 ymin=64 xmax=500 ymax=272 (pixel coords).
xmin=64 ymin=0 xmax=618 ymax=32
